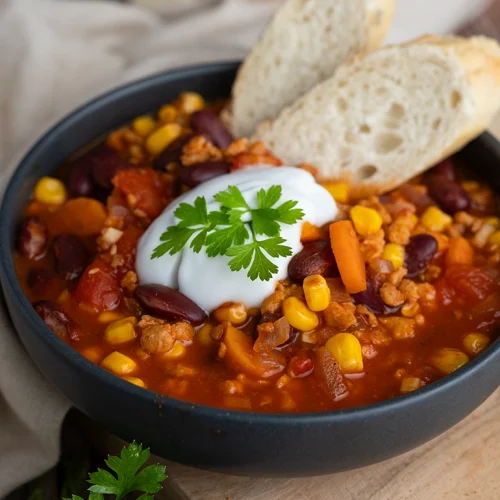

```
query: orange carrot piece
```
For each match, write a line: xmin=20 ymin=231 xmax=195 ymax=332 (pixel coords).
xmin=446 ymin=237 xmax=474 ymax=266
xmin=329 ymin=220 xmax=367 ymax=294
xmin=48 ymin=197 xmax=106 ymax=236
xmin=301 ymin=222 xmax=322 ymax=242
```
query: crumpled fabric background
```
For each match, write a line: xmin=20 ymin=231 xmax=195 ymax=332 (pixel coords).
xmin=0 ymin=0 xmax=491 ymax=496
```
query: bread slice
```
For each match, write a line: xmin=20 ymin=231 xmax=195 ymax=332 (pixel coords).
xmin=226 ymin=0 xmax=395 ymax=138
xmin=252 ymin=35 xmax=500 ymax=193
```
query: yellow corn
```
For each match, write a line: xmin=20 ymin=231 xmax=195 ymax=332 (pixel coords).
xmin=196 ymin=323 xmax=214 ymax=346
xmin=104 ymin=317 xmax=137 ymax=344
xmin=430 ymin=348 xmax=469 ymax=374
xmin=325 ymin=333 xmax=363 ymax=373
xmin=145 ymin=122 xmax=182 ymax=155
xmin=33 ymin=177 xmax=67 ymax=205
xmin=98 ymin=311 xmax=124 ymax=324
xmin=382 ymin=243 xmax=405 ymax=269
xmin=162 ymin=341 xmax=187 ymax=359
xmin=303 ymin=274 xmax=331 ymax=312
xmin=81 ymin=346 xmax=103 ymax=363
xmin=463 ymin=332 xmax=490 ymax=355
xmin=101 ymin=351 xmax=137 ymax=375
xmin=282 ymin=297 xmax=319 ymax=332
xmin=421 ymin=206 xmax=452 ymax=232
xmin=158 ymin=105 xmax=177 ymax=123
xmin=401 ymin=302 xmax=420 ymax=318
xmin=321 ymin=182 xmax=349 ymax=203
xmin=461 ymin=181 xmax=480 ymax=193
xmin=488 ymin=230 xmax=500 ymax=245
xmin=123 ymin=376 xmax=146 ymax=388
xmin=132 ymin=115 xmax=156 ymax=137
xmin=177 ymin=92 xmax=204 ymax=113
xmin=484 ymin=217 xmax=500 ymax=229
xmin=400 ymin=377 xmax=422 ymax=393
xmin=213 ymin=302 xmax=248 ymax=325
xmin=350 ymin=205 xmax=383 ymax=236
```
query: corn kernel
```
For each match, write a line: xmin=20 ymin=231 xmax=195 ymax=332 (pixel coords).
xmin=303 ymin=275 xmax=331 ymax=312
xmin=123 ymin=376 xmax=146 ymax=388
xmin=133 ymin=115 xmax=156 ymax=137
xmin=101 ymin=351 xmax=137 ymax=375
xmin=282 ymin=297 xmax=319 ymax=332
xmin=98 ymin=311 xmax=124 ymax=324
xmin=33 ymin=177 xmax=67 ymax=205
xmin=197 ymin=323 xmax=214 ymax=346
xmin=400 ymin=377 xmax=422 ymax=393
xmin=463 ymin=332 xmax=490 ymax=355
xmin=321 ymin=182 xmax=349 ymax=203
xmin=489 ymin=230 xmax=500 ymax=245
xmin=104 ymin=317 xmax=137 ymax=344
xmin=430 ymin=348 xmax=469 ymax=374
xmin=81 ymin=346 xmax=103 ymax=363
xmin=213 ymin=302 xmax=247 ymax=325
xmin=382 ymin=243 xmax=405 ymax=269
xmin=177 ymin=92 xmax=204 ymax=113
xmin=484 ymin=217 xmax=500 ymax=229
xmin=325 ymin=333 xmax=363 ymax=373
xmin=145 ymin=123 xmax=182 ymax=156
xmin=401 ymin=302 xmax=420 ymax=318
xmin=350 ymin=205 xmax=383 ymax=236
xmin=162 ymin=341 xmax=187 ymax=359
xmin=158 ymin=105 xmax=177 ymax=123
xmin=421 ymin=206 xmax=452 ymax=232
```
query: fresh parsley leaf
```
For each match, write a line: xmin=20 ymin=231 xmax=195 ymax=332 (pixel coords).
xmin=251 ymin=208 xmax=280 ymax=236
xmin=214 ymin=185 xmax=249 ymax=210
xmin=258 ymin=236 xmax=292 ymax=258
xmin=275 ymin=199 xmax=305 ymax=224
xmin=174 ymin=197 xmax=208 ymax=227
xmin=226 ymin=242 xmax=256 ymax=273
xmin=257 ymin=185 xmax=282 ymax=209
xmin=205 ymin=223 xmax=249 ymax=257
xmin=152 ymin=226 xmax=196 ymax=257
xmin=85 ymin=442 xmax=167 ymax=500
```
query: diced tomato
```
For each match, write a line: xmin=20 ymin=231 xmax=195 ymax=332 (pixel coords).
xmin=112 ymin=168 xmax=171 ymax=219
xmin=74 ymin=258 xmax=122 ymax=311
xmin=115 ymin=227 xmax=145 ymax=275
xmin=439 ymin=265 xmax=496 ymax=304
xmin=230 ymin=153 xmax=282 ymax=172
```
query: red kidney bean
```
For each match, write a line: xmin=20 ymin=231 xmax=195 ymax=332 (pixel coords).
xmin=18 ymin=217 xmax=49 ymax=260
xmin=288 ymin=240 xmax=338 ymax=282
xmin=53 ymin=234 xmax=89 ymax=280
xmin=352 ymin=271 xmax=401 ymax=315
xmin=179 ymin=160 xmax=231 ymax=187
xmin=152 ymin=133 xmax=195 ymax=170
xmin=428 ymin=182 xmax=471 ymax=214
xmin=288 ymin=354 xmax=314 ymax=378
xmin=34 ymin=300 xmax=79 ymax=341
xmin=191 ymin=110 xmax=234 ymax=148
xmin=68 ymin=157 xmax=95 ymax=197
xmin=405 ymin=234 xmax=438 ymax=278
xmin=428 ymin=159 xmax=456 ymax=181
xmin=27 ymin=269 xmax=53 ymax=294
xmin=90 ymin=146 xmax=133 ymax=190
xmin=135 ymin=284 xmax=207 ymax=325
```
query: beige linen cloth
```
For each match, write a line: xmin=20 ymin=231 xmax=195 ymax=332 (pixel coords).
xmin=0 ymin=0 xmax=492 ymax=496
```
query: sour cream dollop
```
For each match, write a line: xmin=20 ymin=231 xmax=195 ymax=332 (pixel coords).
xmin=136 ymin=166 xmax=337 ymax=312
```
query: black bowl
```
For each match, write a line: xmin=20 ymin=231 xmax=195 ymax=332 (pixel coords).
xmin=0 ymin=62 xmax=499 ymax=477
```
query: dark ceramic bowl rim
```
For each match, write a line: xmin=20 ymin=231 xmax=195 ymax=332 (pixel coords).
xmin=1 ymin=61 xmax=498 ymax=426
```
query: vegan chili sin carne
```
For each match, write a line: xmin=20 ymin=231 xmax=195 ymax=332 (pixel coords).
xmin=15 ymin=92 xmax=500 ymax=413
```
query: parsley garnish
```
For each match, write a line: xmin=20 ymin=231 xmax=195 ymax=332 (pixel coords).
xmin=151 ymin=184 xmax=304 ymax=281
xmin=64 ymin=442 xmax=167 ymax=500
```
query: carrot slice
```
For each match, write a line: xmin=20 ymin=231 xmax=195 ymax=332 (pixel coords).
xmin=446 ymin=237 xmax=474 ymax=266
xmin=301 ymin=221 xmax=322 ymax=242
xmin=329 ymin=220 xmax=367 ymax=294
xmin=48 ymin=197 xmax=106 ymax=236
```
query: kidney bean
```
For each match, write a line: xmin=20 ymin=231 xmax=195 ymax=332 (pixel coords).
xmin=68 ymin=158 xmax=95 ymax=197
xmin=34 ymin=300 xmax=79 ymax=341
xmin=352 ymin=274 xmax=386 ymax=314
xmin=152 ymin=133 xmax=195 ymax=170
xmin=53 ymin=234 xmax=88 ymax=280
xmin=135 ymin=284 xmax=207 ymax=326
xmin=27 ymin=269 xmax=52 ymax=294
xmin=428 ymin=159 xmax=456 ymax=181
xmin=90 ymin=146 xmax=133 ymax=190
xmin=428 ymin=182 xmax=471 ymax=214
xmin=405 ymin=234 xmax=438 ymax=278
xmin=288 ymin=240 xmax=338 ymax=282
xmin=179 ymin=160 xmax=231 ymax=187
xmin=191 ymin=110 xmax=234 ymax=148
xmin=18 ymin=217 xmax=49 ymax=260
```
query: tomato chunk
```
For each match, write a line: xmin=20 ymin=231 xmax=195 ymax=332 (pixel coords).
xmin=438 ymin=265 xmax=496 ymax=304
xmin=112 ymin=168 xmax=171 ymax=219
xmin=116 ymin=227 xmax=145 ymax=275
xmin=75 ymin=258 xmax=122 ymax=311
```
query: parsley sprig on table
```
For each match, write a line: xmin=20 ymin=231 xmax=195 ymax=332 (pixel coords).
xmin=151 ymin=184 xmax=304 ymax=281
xmin=65 ymin=442 xmax=167 ymax=500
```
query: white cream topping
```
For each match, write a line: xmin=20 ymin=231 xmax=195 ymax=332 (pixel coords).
xmin=136 ymin=166 xmax=337 ymax=312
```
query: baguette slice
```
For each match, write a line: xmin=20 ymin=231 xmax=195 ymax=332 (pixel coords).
xmin=227 ymin=0 xmax=395 ymax=138
xmin=253 ymin=35 xmax=500 ymax=193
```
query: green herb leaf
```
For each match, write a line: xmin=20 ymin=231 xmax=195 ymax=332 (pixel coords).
xmin=257 ymin=185 xmax=282 ymax=209
xmin=205 ymin=223 xmax=249 ymax=257
xmin=275 ymin=199 xmax=305 ymax=224
xmin=251 ymin=208 xmax=280 ymax=236
xmin=214 ymin=185 xmax=249 ymax=210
